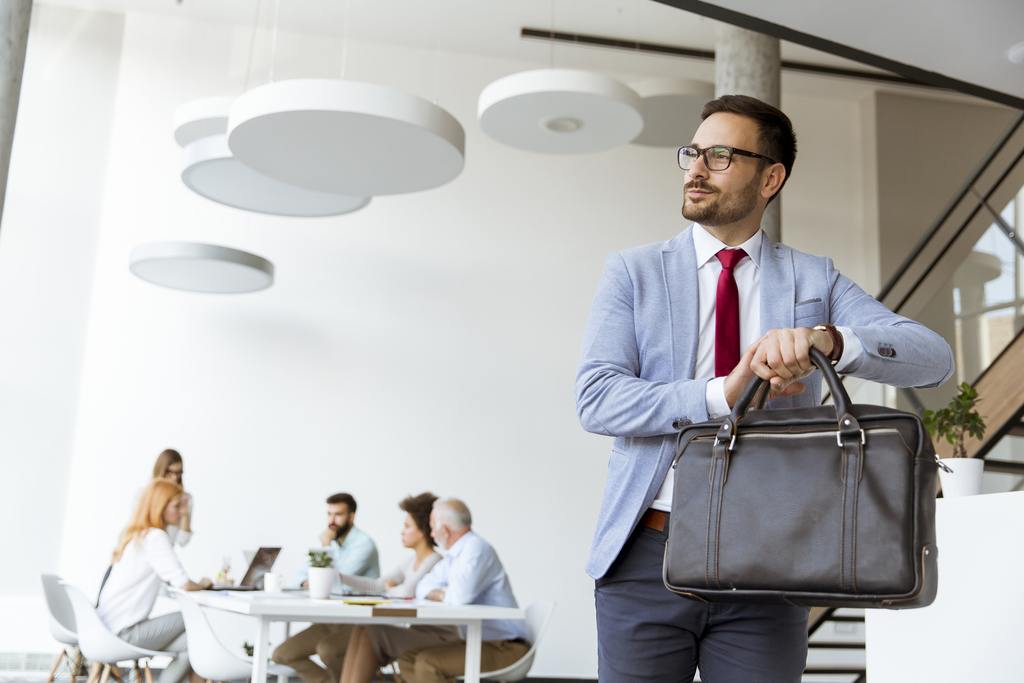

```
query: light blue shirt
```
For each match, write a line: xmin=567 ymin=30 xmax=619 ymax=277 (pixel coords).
xmin=293 ymin=526 xmax=380 ymax=592
xmin=415 ymin=531 xmax=528 ymax=642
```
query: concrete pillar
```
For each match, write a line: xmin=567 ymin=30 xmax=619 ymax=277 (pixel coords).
xmin=714 ymin=24 xmax=782 ymax=242
xmin=0 ymin=0 xmax=33 ymax=233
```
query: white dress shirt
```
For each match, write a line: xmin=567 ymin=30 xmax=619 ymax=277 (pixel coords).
xmin=650 ymin=224 xmax=863 ymax=512
xmin=415 ymin=531 xmax=528 ymax=642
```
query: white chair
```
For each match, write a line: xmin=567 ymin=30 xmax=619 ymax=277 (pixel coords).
xmin=62 ymin=583 xmax=171 ymax=683
xmin=457 ymin=601 xmax=555 ymax=682
xmin=40 ymin=574 xmax=81 ymax=682
xmin=175 ymin=592 xmax=294 ymax=682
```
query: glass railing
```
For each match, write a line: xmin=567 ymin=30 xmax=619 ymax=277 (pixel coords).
xmin=873 ymin=113 xmax=1024 ymax=415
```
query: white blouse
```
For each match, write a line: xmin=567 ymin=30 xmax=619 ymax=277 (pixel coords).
xmin=340 ymin=552 xmax=441 ymax=598
xmin=97 ymin=528 xmax=190 ymax=634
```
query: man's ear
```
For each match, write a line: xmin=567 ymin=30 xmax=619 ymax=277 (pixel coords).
xmin=761 ymin=162 xmax=786 ymax=200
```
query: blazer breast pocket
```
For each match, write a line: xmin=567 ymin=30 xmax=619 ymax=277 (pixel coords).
xmin=794 ymin=297 xmax=825 ymax=326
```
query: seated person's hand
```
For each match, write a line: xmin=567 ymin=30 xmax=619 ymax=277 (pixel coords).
xmin=319 ymin=528 xmax=336 ymax=547
xmin=385 ymin=579 xmax=398 ymax=589
xmin=425 ymin=589 xmax=445 ymax=602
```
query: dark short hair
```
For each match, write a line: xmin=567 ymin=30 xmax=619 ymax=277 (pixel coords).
xmin=326 ymin=492 xmax=357 ymax=513
xmin=701 ymin=94 xmax=797 ymax=204
xmin=399 ymin=492 xmax=439 ymax=547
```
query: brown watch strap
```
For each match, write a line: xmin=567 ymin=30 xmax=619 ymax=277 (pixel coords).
xmin=815 ymin=324 xmax=844 ymax=363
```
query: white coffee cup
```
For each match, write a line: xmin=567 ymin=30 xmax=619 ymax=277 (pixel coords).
xmin=263 ymin=573 xmax=282 ymax=593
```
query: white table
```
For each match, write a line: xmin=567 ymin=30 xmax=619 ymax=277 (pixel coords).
xmin=190 ymin=591 xmax=526 ymax=683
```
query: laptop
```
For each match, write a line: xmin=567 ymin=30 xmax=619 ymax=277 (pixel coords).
xmin=211 ymin=547 xmax=281 ymax=591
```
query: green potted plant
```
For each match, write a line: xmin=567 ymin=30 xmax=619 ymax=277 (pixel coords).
xmin=923 ymin=382 xmax=986 ymax=497
xmin=307 ymin=550 xmax=335 ymax=599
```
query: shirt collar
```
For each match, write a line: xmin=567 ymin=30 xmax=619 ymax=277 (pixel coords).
xmin=443 ymin=530 xmax=475 ymax=558
xmin=692 ymin=224 xmax=763 ymax=269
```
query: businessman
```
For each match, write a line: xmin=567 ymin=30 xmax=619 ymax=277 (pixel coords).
xmin=575 ymin=94 xmax=954 ymax=682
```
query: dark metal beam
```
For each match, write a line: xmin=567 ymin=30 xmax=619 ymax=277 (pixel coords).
xmin=651 ymin=0 xmax=1024 ymax=111
xmin=520 ymin=28 xmax=932 ymax=87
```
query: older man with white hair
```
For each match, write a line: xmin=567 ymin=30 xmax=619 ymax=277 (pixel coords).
xmin=338 ymin=498 xmax=529 ymax=683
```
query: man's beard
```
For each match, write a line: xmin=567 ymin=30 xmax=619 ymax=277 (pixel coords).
xmin=331 ymin=522 xmax=352 ymax=539
xmin=682 ymin=174 xmax=760 ymax=226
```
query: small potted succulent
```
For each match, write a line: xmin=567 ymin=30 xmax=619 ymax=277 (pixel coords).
xmin=923 ymin=382 xmax=987 ymax=497
xmin=307 ymin=550 xmax=335 ymax=599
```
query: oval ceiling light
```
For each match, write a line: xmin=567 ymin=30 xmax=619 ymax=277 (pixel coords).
xmin=478 ymin=68 xmax=643 ymax=154
xmin=227 ymin=79 xmax=465 ymax=196
xmin=630 ymin=77 xmax=714 ymax=148
xmin=173 ymin=96 xmax=234 ymax=147
xmin=130 ymin=242 xmax=274 ymax=294
xmin=182 ymin=135 xmax=371 ymax=217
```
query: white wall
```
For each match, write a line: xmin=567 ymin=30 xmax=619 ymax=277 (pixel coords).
xmin=0 ymin=4 xmax=123 ymax=651
xmin=4 ymin=9 xmax=876 ymax=675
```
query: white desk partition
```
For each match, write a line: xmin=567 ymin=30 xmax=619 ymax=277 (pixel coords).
xmin=189 ymin=591 xmax=526 ymax=683
xmin=865 ymin=490 xmax=1024 ymax=682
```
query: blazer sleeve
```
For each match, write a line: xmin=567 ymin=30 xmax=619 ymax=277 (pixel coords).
xmin=828 ymin=261 xmax=954 ymax=388
xmin=576 ymin=252 xmax=711 ymax=437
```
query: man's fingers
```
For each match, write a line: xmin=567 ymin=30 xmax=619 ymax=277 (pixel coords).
xmin=768 ymin=381 xmax=806 ymax=400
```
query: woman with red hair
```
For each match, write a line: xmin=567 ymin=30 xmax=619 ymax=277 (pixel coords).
xmin=97 ymin=478 xmax=212 ymax=683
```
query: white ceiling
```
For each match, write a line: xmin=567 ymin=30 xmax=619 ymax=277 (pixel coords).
xmin=37 ymin=0 xmax=1003 ymax=106
xmin=666 ymin=0 xmax=1024 ymax=108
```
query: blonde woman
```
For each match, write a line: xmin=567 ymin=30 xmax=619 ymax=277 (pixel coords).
xmin=97 ymin=479 xmax=212 ymax=683
xmin=152 ymin=449 xmax=193 ymax=546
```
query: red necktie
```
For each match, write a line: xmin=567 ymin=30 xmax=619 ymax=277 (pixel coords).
xmin=715 ymin=248 xmax=748 ymax=377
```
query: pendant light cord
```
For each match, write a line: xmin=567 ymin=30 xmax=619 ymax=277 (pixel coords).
xmin=268 ymin=0 xmax=280 ymax=82
xmin=340 ymin=0 xmax=351 ymax=79
xmin=549 ymin=0 xmax=555 ymax=67
xmin=243 ymin=0 xmax=264 ymax=91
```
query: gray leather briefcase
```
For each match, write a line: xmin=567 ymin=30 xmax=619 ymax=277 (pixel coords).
xmin=663 ymin=348 xmax=938 ymax=609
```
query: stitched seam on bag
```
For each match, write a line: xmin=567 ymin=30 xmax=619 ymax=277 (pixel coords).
xmin=840 ymin=454 xmax=848 ymax=592
xmin=705 ymin=460 xmax=715 ymax=588
xmin=851 ymin=446 xmax=862 ymax=593
xmin=714 ymin=467 xmax=726 ymax=590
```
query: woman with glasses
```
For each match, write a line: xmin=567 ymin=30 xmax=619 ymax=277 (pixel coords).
xmin=152 ymin=449 xmax=193 ymax=546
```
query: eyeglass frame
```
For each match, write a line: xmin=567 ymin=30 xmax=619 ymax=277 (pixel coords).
xmin=677 ymin=144 xmax=778 ymax=172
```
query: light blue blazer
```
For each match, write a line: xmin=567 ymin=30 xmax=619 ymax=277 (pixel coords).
xmin=575 ymin=227 xmax=954 ymax=579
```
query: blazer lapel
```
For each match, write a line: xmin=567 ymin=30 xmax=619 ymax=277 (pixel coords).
xmin=662 ymin=228 xmax=700 ymax=379
xmin=759 ymin=236 xmax=795 ymax=334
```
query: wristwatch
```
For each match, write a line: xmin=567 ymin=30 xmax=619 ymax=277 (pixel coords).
xmin=813 ymin=324 xmax=844 ymax=364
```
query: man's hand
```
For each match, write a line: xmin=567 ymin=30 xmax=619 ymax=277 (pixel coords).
xmin=425 ymin=589 xmax=446 ymax=602
xmin=319 ymin=528 xmax=336 ymax=547
xmin=750 ymin=327 xmax=833 ymax=392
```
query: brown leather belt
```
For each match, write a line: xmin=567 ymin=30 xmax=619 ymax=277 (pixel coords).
xmin=641 ymin=508 xmax=668 ymax=532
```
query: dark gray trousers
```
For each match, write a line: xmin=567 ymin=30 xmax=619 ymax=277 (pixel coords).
xmin=595 ymin=523 xmax=809 ymax=683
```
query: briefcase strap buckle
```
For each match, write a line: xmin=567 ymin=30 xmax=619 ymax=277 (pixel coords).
xmin=836 ymin=429 xmax=866 ymax=447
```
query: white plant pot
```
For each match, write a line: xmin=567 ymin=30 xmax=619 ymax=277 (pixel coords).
xmin=938 ymin=457 xmax=985 ymax=497
xmin=307 ymin=566 xmax=335 ymax=599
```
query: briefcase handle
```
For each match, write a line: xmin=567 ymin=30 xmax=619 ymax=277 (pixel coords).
xmin=731 ymin=347 xmax=854 ymax=423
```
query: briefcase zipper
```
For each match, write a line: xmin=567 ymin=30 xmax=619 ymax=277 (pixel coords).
xmin=686 ymin=427 xmax=902 ymax=448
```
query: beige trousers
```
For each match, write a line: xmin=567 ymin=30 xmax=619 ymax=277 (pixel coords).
xmin=364 ymin=625 xmax=529 ymax=683
xmin=271 ymin=623 xmax=353 ymax=683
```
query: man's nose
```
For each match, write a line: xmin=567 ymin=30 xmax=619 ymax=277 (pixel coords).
xmin=685 ymin=154 xmax=709 ymax=183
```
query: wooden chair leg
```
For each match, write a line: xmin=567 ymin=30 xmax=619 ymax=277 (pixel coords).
xmin=87 ymin=662 xmax=103 ymax=683
xmin=109 ymin=665 xmax=123 ymax=682
xmin=98 ymin=664 xmax=112 ymax=683
xmin=143 ymin=662 xmax=154 ymax=683
xmin=46 ymin=650 xmax=66 ymax=683
xmin=69 ymin=648 xmax=84 ymax=678
xmin=131 ymin=661 xmax=142 ymax=683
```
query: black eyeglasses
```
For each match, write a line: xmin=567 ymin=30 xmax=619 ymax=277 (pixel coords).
xmin=677 ymin=145 xmax=777 ymax=171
